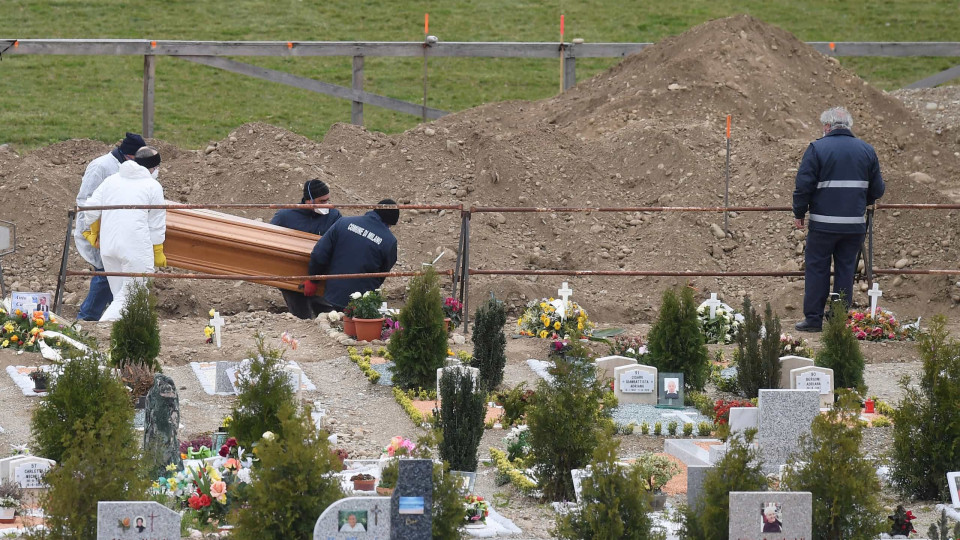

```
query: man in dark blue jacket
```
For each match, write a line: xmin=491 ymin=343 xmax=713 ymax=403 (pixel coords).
xmin=270 ymin=179 xmax=342 ymax=318
xmin=793 ymin=107 xmax=885 ymax=332
xmin=303 ymin=199 xmax=399 ymax=311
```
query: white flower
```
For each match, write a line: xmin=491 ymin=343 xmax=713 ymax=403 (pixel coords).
xmin=236 ymin=468 xmax=251 ymax=484
xmin=363 ymin=290 xmax=373 ymax=298
xmin=262 ymin=431 xmax=275 ymax=441
xmin=350 ymin=292 xmax=362 ymax=300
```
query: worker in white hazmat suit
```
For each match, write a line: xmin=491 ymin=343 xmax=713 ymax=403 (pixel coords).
xmin=81 ymin=146 xmax=167 ymax=322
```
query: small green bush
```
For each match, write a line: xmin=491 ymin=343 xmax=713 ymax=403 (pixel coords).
xmin=389 ymin=267 xmax=448 ymax=390
xmin=431 ymin=460 xmax=467 ymax=540
xmin=31 ymin=352 xmax=132 ymax=463
xmin=816 ymin=297 xmax=866 ymax=392
xmin=471 ymin=295 xmax=508 ymax=391
xmin=697 ymin=421 xmax=713 ymax=436
xmin=640 ymin=422 xmax=650 ymax=435
xmin=437 ymin=368 xmax=487 ymax=472
xmin=870 ymin=416 xmax=892 ymax=428
xmin=890 ymin=315 xmax=960 ymax=500
xmin=735 ymin=297 xmax=782 ymax=398
xmin=646 ymin=286 xmax=710 ymax=391
xmin=688 ymin=390 xmax=714 ymax=418
xmin=555 ymin=440 xmax=655 ymax=539
xmin=527 ymin=356 xmax=613 ymax=501
xmin=234 ymin=404 xmax=344 ymax=540
xmin=229 ymin=333 xmax=298 ymax=448
xmin=782 ymin=392 xmax=886 ymax=539
xmin=679 ymin=433 xmax=766 ymax=539
xmin=682 ymin=423 xmax=694 ymax=436
xmin=667 ymin=421 xmax=678 ymax=436
xmin=109 ymin=279 xmax=161 ymax=371
xmin=927 ymin=509 xmax=960 ymax=540
xmin=653 ymin=422 xmax=662 ymax=436
xmin=873 ymin=399 xmax=895 ymax=417
xmin=497 ymin=382 xmax=533 ymax=427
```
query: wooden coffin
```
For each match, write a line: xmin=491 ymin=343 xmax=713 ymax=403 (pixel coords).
xmin=164 ymin=205 xmax=322 ymax=293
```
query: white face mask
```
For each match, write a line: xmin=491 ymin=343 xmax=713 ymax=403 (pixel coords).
xmin=314 ymin=208 xmax=329 ymax=215
xmin=150 ymin=168 xmax=159 ymax=179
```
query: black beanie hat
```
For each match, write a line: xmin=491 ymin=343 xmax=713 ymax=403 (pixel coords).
xmin=375 ymin=199 xmax=399 ymax=226
xmin=301 ymin=179 xmax=330 ymax=203
xmin=119 ymin=132 xmax=146 ymax=155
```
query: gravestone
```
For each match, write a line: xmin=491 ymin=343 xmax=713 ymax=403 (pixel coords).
xmin=868 ymin=283 xmax=883 ymax=314
xmin=214 ymin=361 xmax=235 ymax=393
xmin=778 ymin=355 xmax=814 ymax=389
xmin=557 ymin=282 xmax=573 ymax=321
xmin=0 ymin=455 xmax=28 ymax=481
xmin=435 ymin=365 xmax=479 ymax=401
xmin=209 ymin=311 xmax=225 ymax=348
xmin=613 ymin=364 xmax=658 ymax=405
xmin=686 ymin=465 xmax=712 ymax=511
xmin=143 ymin=374 xmax=181 ymax=475
xmin=790 ymin=366 xmax=834 ymax=409
xmin=947 ymin=471 xmax=960 ymax=508
xmin=571 ymin=469 xmax=591 ymax=503
xmin=97 ymin=501 xmax=180 ymax=540
xmin=728 ymin=407 xmax=759 ymax=435
xmin=657 ymin=373 xmax=684 ymax=409
xmin=594 ymin=355 xmax=638 ymax=382
xmin=285 ymin=363 xmax=303 ymax=401
xmin=313 ymin=497 xmax=391 ymax=539
xmin=728 ymin=491 xmax=812 ymax=540
xmin=757 ymin=389 xmax=819 ymax=474
xmin=390 ymin=459 xmax=433 ymax=540
xmin=7 ymin=456 xmax=55 ymax=488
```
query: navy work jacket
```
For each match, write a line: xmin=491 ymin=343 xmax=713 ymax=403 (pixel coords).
xmin=270 ymin=207 xmax=342 ymax=235
xmin=308 ymin=211 xmax=398 ymax=309
xmin=793 ymin=129 xmax=885 ymax=234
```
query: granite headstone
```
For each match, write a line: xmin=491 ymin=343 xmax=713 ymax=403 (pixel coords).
xmin=214 ymin=361 xmax=235 ymax=393
xmin=143 ymin=374 xmax=181 ymax=476
xmin=686 ymin=465 xmax=712 ymax=511
xmin=313 ymin=496 xmax=391 ymax=539
xmin=657 ymin=372 xmax=684 ymax=409
xmin=756 ymin=389 xmax=819 ymax=474
xmin=390 ymin=459 xmax=433 ymax=540
xmin=96 ymin=501 xmax=180 ymax=540
xmin=728 ymin=491 xmax=812 ymax=540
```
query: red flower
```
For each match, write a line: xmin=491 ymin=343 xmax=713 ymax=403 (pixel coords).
xmin=199 ymin=494 xmax=211 ymax=507
xmin=219 ymin=444 xmax=230 ymax=457
xmin=227 ymin=437 xmax=238 ymax=448
xmin=188 ymin=494 xmax=203 ymax=510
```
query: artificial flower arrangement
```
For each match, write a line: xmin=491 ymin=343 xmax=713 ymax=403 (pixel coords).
xmin=382 ymin=436 xmax=416 ymax=458
xmin=888 ymin=505 xmax=917 ymax=536
xmin=280 ymin=331 xmax=299 ymax=350
xmin=517 ymin=298 xmax=594 ymax=339
xmin=442 ymin=297 xmax=463 ymax=329
xmin=696 ymin=301 xmax=741 ymax=345
xmin=155 ymin=438 xmax=251 ymax=525
xmin=0 ymin=307 xmax=83 ymax=353
xmin=347 ymin=289 xmax=384 ymax=320
xmin=779 ymin=333 xmax=814 ymax=358
xmin=502 ymin=424 xmax=531 ymax=463
xmin=464 ymin=494 xmax=490 ymax=525
xmin=381 ymin=317 xmax=402 ymax=341
xmin=203 ymin=308 xmax=216 ymax=344
xmin=608 ymin=335 xmax=647 ymax=360
xmin=847 ymin=308 xmax=918 ymax=341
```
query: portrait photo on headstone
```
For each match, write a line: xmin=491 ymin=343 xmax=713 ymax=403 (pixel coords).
xmin=338 ymin=510 xmax=368 ymax=532
xmin=948 ymin=471 xmax=960 ymax=507
xmin=657 ymin=373 xmax=684 ymax=408
xmin=761 ymin=502 xmax=783 ymax=533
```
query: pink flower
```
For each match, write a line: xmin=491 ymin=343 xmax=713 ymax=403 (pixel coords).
xmin=210 ymin=481 xmax=227 ymax=499
xmin=853 ymin=312 xmax=865 ymax=322
xmin=888 ymin=332 xmax=895 ymax=339
xmin=856 ymin=331 xmax=867 ymax=340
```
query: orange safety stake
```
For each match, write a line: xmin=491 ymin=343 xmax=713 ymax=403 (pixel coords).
xmin=150 ymin=40 xmax=157 ymax=49
xmin=287 ymin=42 xmax=294 ymax=49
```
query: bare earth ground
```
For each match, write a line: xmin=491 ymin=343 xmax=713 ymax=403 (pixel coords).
xmin=2 ymin=14 xmax=960 ymax=538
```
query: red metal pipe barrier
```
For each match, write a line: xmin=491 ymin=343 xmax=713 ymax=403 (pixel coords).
xmin=66 ymin=270 xmax=453 ymax=281
xmin=76 ymin=203 xmax=462 ymax=211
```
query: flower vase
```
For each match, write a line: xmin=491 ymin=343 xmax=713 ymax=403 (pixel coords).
xmin=444 ymin=318 xmax=451 ymax=333
xmin=353 ymin=317 xmax=385 ymax=342
xmin=0 ymin=507 xmax=15 ymax=523
xmin=376 ymin=486 xmax=394 ymax=496
xmin=864 ymin=399 xmax=875 ymax=414
xmin=343 ymin=316 xmax=357 ymax=338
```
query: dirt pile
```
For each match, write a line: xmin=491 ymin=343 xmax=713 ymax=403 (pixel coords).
xmin=2 ymin=15 xmax=959 ymax=322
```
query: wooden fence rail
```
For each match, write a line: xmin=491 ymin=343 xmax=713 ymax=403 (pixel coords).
xmin=2 ymin=38 xmax=959 ymax=137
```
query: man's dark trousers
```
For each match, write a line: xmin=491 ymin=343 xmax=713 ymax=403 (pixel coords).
xmin=803 ymin=229 xmax=864 ymax=325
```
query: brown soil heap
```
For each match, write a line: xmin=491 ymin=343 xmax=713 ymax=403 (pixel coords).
xmin=1 ymin=15 xmax=957 ymax=322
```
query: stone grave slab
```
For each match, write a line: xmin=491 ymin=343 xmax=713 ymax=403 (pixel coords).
xmin=757 ymin=389 xmax=819 ymax=474
xmin=0 ymin=456 xmax=25 ymax=481
xmin=96 ymin=501 xmax=180 ymax=540
xmin=594 ymin=355 xmax=638 ymax=382
xmin=613 ymin=364 xmax=657 ymax=405
xmin=9 ymin=457 xmax=55 ymax=488
xmin=214 ymin=361 xmax=234 ymax=393
xmin=663 ymin=439 xmax=717 ymax=467
xmin=391 ymin=459 xmax=433 ymax=540
xmin=778 ymin=355 xmax=814 ymax=389
xmin=313 ymin=496 xmax=390 ymax=539
xmin=190 ymin=360 xmax=316 ymax=395
xmin=728 ymin=491 xmax=812 ymax=540
xmin=436 ymin=365 xmax=480 ymax=401
xmin=5 ymin=365 xmax=57 ymax=396
xmin=571 ymin=469 xmax=591 ymax=503
xmin=729 ymin=407 xmax=759 ymax=435
xmin=948 ymin=471 xmax=959 ymax=507
xmin=686 ymin=465 xmax=712 ymax=510
xmin=790 ymin=366 xmax=834 ymax=409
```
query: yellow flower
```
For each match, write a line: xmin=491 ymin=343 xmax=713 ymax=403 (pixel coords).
xmin=447 ymin=349 xmax=454 ymax=356
xmin=539 ymin=330 xmax=548 ymax=339
xmin=207 ymin=467 xmax=222 ymax=482
xmin=165 ymin=463 xmax=178 ymax=472
xmin=539 ymin=302 xmax=547 ymax=310
xmin=30 ymin=327 xmax=40 ymax=336
xmin=151 ymin=481 xmax=160 ymax=489
xmin=209 ymin=308 xmax=216 ymax=317
xmin=578 ymin=321 xmax=584 ymax=330
xmin=1 ymin=340 xmax=7 ymax=348
xmin=543 ymin=320 xmax=550 ymax=328
xmin=204 ymin=326 xmax=214 ymax=338
xmin=554 ymin=321 xmax=561 ymax=330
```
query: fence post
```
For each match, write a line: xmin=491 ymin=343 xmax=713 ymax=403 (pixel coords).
xmin=142 ymin=55 xmax=156 ymax=138
xmin=351 ymin=55 xmax=364 ymax=125
xmin=563 ymin=52 xmax=576 ymax=91
xmin=54 ymin=210 xmax=76 ymax=314
xmin=461 ymin=211 xmax=472 ymax=333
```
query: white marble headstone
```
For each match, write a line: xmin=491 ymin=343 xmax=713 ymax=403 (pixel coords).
xmin=11 ymin=456 xmax=55 ymax=488
xmin=613 ymin=364 xmax=658 ymax=405
xmin=790 ymin=366 xmax=834 ymax=409
xmin=778 ymin=355 xmax=814 ymax=389
xmin=594 ymin=355 xmax=638 ymax=382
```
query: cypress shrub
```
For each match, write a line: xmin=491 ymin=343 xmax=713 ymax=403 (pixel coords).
xmin=782 ymin=392 xmax=886 ymax=539
xmin=389 ymin=267 xmax=448 ymax=390
xmin=109 ymin=280 xmax=161 ymax=372
xmin=437 ymin=368 xmax=486 ymax=472
xmin=735 ymin=298 xmax=783 ymax=398
xmin=471 ymin=296 xmax=507 ymax=391
xmin=815 ymin=297 xmax=865 ymax=392
xmin=555 ymin=439 xmax=655 ymax=540
xmin=527 ymin=357 xmax=613 ymax=501
xmin=234 ymin=404 xmax=344 ymax=540
xmin=647 ymin=286 xmax=710 ymax=391
xmin=432 ymin=460 xmax=467 ymax=540
xmin=31 ymin=352 xmax=133 ymax=463
xmin=229 ymin=333 xmax=298 ymax=448
xmin=890 ymin=315 xmax=960 ymax=500
xmin=680 ymin=433 xmax=766 ymax=540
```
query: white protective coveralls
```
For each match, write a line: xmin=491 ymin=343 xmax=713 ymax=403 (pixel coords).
xmin=74 ymin=150 xmax=123 ymax=268
xmin=82 ymin=160 xmax=166 ymax=321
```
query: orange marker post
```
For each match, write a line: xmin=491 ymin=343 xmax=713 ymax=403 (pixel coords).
xmin=425 ymin=13 xmax=429 ymax=35
xmin=422 ymin=13 xmax=430 ymax=122
xmin=829 ymin=41 xmax=835 ymax=51
xmin=150 ymin=40 xmax=157 ymax=49
xmin=287 ymin=42 xmax=294 ymax=50
xmin=559 ymin=14 xmax=565 ymax=93
xmin=724 ymin=115 xmax=732 ymax=233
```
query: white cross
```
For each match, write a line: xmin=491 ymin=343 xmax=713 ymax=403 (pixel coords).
xmin=557 ymin=282 xmax=573 ymax=321
xmin=209 ymin=311 xmax=225 ymax=348
xmin=704 ymin=293 xmax=722 ymax=320
xmin=867 ymin=283 xmax=883 ymax=316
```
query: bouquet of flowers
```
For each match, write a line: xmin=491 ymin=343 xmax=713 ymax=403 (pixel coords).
xmin=779 ymin=333 xmax=814 ymax=358
xmin=347 ymin=289 xmax=384 ymax=319
xmin=442 ymin=297 xmax=463 ymax=329
xmin=280 ymin=331 xmax=299 ymax=350
xmin=847 ymin=308 xmax=918 ymax=341
xmin=0 ymin=307 xmax=82 ymax=353
xmin=502 ymin=425 xmax=531 ymax=462
xmin=382 ymin=436 xmax=416 ymax=458
xmin=608 ymin=335 xmax=647 ymax=360
xmin=888 ymin=505 xmax=917 ymax=536
xmin=696 ymin=302 xmax=741 ymax=345
xmin=154 ymin=441 xmax=252 ymax=525
xmin=713 ymin=399 xmax=754 ymax=426
xmin=517 ymin=298 xmax=593 ymax=339
xmin=464 ymin=494 xmax=490 ymax=524
xmin=381 ymin=317 xmax=402 ymax=341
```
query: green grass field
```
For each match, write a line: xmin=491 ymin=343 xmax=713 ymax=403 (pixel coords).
xmin=1 ymin=0 xmax=958 ymax=150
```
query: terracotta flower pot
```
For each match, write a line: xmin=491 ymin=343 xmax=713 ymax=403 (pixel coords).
xmin=352 ymin=478 xmax=376 ymax=492
xmin=0 ymin=507 xmax=16 ymax=523
xmin=376 ymin=486 xmax=394 ymax=496
xmin=343 ymin=316 xmax=357 ymax=338
xmin=444 ymin=318 xmax=451 ymax=333
xmin=353 ymin=317 xmax=385 ymax=342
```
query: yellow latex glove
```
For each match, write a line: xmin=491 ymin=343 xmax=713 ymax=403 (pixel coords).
xmin=81 ymin=219 xmax=101 ymax=248
xmin=153 ymin=244 xmax=167 ymax=268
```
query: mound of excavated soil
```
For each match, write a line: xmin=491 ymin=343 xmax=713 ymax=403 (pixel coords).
xmin=2 ymin=15 xmax=959 ymax=322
